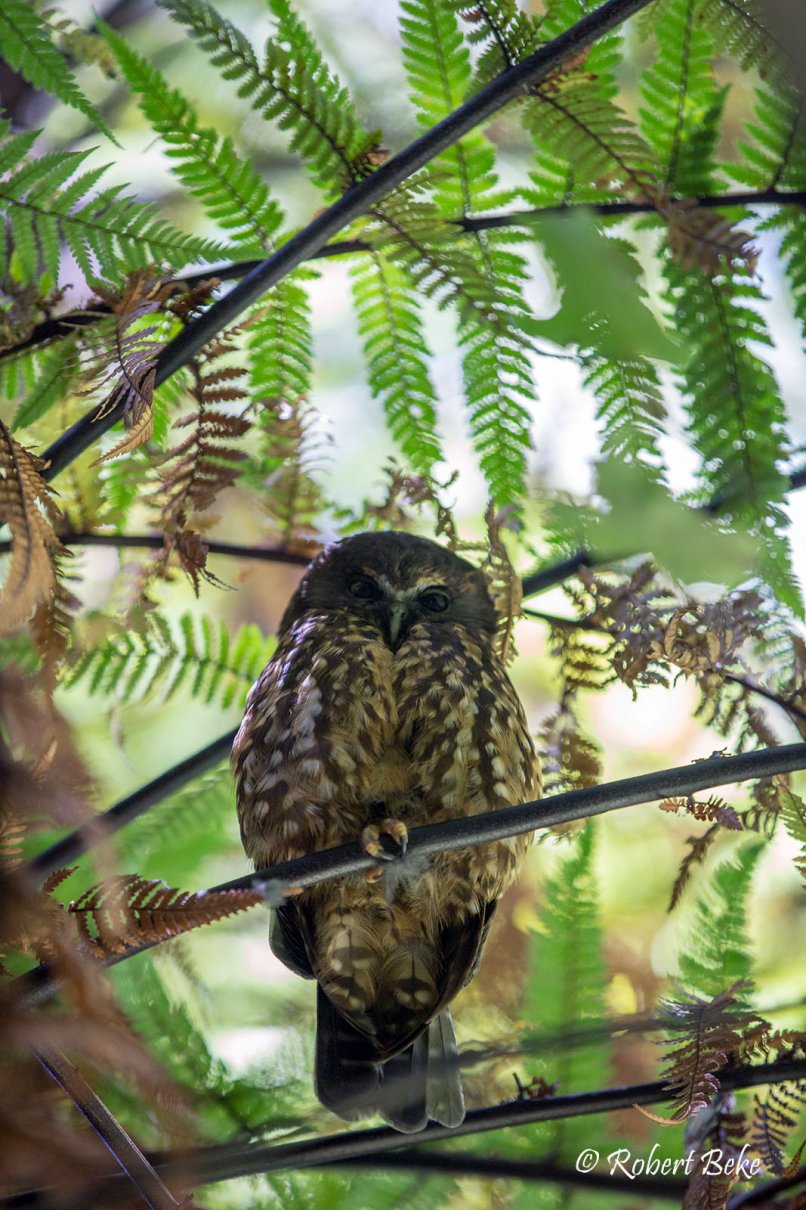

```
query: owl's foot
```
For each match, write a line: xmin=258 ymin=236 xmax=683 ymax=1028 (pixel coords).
xmin=362 ymin=819 xmax=408 ymax=881
xmin=361 ymin=819 xmax=408 ymax=860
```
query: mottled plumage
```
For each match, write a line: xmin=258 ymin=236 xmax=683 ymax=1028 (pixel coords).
xmin=232 ymin=531 xmax=541 ymax=1131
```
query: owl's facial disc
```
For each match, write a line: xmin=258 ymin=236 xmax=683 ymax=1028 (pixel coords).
xmin=348 ymin=572 xmax=450 ymax=649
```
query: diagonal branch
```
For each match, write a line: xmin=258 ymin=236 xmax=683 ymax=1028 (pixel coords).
xmin=38 ymin=0 xmax=655 ymax=481
xmin=35 ymin=1043 xmax=181 ymax=1210
xmin=50 ymin=1058 xmax=806 ymax=1195
xmin=13 ymin=742 xmax=806 ymax=1012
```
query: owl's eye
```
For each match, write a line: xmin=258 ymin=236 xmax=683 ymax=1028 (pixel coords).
xmin=419 ymin=589 xmax=450 ymax=613
xmin=348 ymin=574 xmax=380 ymax=600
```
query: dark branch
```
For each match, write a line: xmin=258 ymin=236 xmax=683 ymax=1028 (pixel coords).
xmin=727 ymin=1164 xmax=806 ymax=1208
xmin=87 ymin=1059 xmax=806 ymax=1192
xmin=13 ymin=742 xmax=806 ymax=1011
xmin=37 ymin=0 xmax=655 ymax=480
xmin=4 ymin=188 xmax=803 ymax=370
xmin=0 ymin=531 xmax=311 ymax=565
xmin=35 ymin=1043 xmax=180 ymax=1210
xmin=334 ymin=1148 xmax=687 ymax=1199
xmin=28 ymin=730 xmax=236 ymax=879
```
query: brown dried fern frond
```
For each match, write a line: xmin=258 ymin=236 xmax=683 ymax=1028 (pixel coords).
xmin=667 ymin=823 xmax=722 ymax=911
xmin=749 ymin=1082 xmax=806 ymax=1176
xmin=68 ymin=874 xmax=262 ymax=957
xmin=538 ymin=701 xmax=602 ymax=800
xmin=654 ymin=983 xmax=761 ymax=1123
xmin=660 ymin=795 xmax=743 ymax=831
xmin=0 ymin=420 xmax=63 ymax=634
xmin=658 ymin=195 xmax=758 ymax=275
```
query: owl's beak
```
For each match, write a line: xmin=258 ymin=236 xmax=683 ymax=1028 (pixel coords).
xmin=378 ymin=597 xmax=414 ymax=650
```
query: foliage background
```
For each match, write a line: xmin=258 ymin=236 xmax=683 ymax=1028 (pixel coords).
xmin=1 ymin=0 xmax=806 ymax=1207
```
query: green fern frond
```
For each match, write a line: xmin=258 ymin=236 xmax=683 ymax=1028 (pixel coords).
xmin=65 ymin=610 xmax=274 ymax=709
xmin=457 ymin=0 xmax=543 ymax=86
xmin=677 ymin=840 xmax=763 ymax=998
xmin=639 ymin=0 xmax=726 ymax=192
xmin=696 ymin=0 xmax=787 ymax=74
xmin=524 ymin=82 xmax=657 ymax=196
xmin=116 ymin=764 xmax=233 ymax=880
xmin=351 ymin=253 xmax=441 ymax=476
xmin=247 ymin=273 xmax=313 ymax=409
xmin=401 ymin=0 xmax=533 ymax=502
xmin=733 ymin=83 xmax=805 ymax=190
xmin=0 ymin=126 xmax=223 ymax=284
xmin=778 ymin=788 xmax=806 ymax=887
xmin=159 ymin=0 xmax=376 ymax=195
xmin=522 ymin=822 xmax=609 ymax=1152
xmin=0 ymin=0 xmax=113 ymax=141
xmin=582 ymin=352 xmax=666 ymax=462
xmin=9 ymin=338 xmax=77 ymax=430
xmin=664 ymin=259 xmax=793 ymax=595
xmin=763 ymin=208 xmax=806 ymax=346
xmin=401 ymin=0 xmax=508 ymax=217
xmin=100 ymin=23 xmax=284 ymax=252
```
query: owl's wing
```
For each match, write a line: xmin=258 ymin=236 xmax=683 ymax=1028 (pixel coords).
xmin=233 ymin=610 xmax=397 ymax=867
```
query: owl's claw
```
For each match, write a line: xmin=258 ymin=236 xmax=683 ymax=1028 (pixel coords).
xmin=362 ymin=819 xmax=408 ymax=881
xmin=361 ymin=819 xmax=408 ymax=860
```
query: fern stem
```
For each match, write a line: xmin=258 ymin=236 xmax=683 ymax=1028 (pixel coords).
xmin=38 ymin=0 xmax=657 ymax=480
xmin=35 ymin=1043 xmax=180 ymax=1210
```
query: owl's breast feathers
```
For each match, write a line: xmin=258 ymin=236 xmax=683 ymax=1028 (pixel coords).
xmin=232 ymin=607 xmax=540 ymax=1059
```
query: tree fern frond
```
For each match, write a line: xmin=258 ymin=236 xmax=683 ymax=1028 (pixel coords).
xmin=664 ymin=258 xmax=795 ymax=605
xmin=656 ymin=982 xmax=758 ymax=1121
xmin=638 ymin=0 xmax=726 ymax=193
xmin=159 ymin=0 xmax=376 ymax=195
xmin=101 ymin=21 xmax=284 ymax=252
xmin=117 ymin=764 xmax=233 ymax=881
xmin=247 ymin=272 xmax=313 ymax=411
xmin=522 ymin=822 xmax=609 ymax=1153
xmin=69 ymin=874 xmax=261 ymax=956
xmin=351 ymin=253 xmax=441 ymax=476
xmin=11 ymin=338 xmax=77 ymax=430
xmin=734 ymin=84 xmax=806 ymax=191
xmin=0 ymin=0 xmax=113 ymax=140
xmin=696 ymin=0 xmax=787 ymax=74
xmin=750 ymin=1082 xmax=806 ymax=1175
xmin=65 ymin=610 xmax=274 ymax=709
xmin=582 ymin=352 xmax=666 ymax=462
xmin=0 ymin=420 xmax=62 ymax=634
xmin=0 ymin=128 xmax=223 ymax=283
xmin=677 ymin=841 xmax=763 ymax=998
xmin=457 ymin=0 xmax=543 ymax=86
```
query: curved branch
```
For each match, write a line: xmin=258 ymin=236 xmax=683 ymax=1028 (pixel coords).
xmin=38 ymin=0 xmax=655 ymax=481
xmin=0 ymin=531 xmax=311 ymax=565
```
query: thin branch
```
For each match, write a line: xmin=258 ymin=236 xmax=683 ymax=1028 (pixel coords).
xmin=727 ymin=1164 xmax=806 ymax=1208
xmin=37 ymin=0 xmax=655 ymax=480
xmin=722 ymin=671 xmax=806 ymax=730
xmin=336 ymin=1147 xmax=688 ymax=1198
xmin=28 ymin=730 xmax=236 ymax=879
xmin=35 ymin=1043 xmax=180 ymax=1210
xmin=3 ymin=188 xmax=803 ymax=370
xmin=93 ymin=1059 xmax=806 ymax=1191
xmin=12 ymin=742 xmax=806 ymax=1012
xmin=0 ymin=531 xmax=311 ymax=565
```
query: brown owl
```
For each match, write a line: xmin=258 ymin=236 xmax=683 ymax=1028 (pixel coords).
xmin=232 ymin=531 xmax=540 ymax=1131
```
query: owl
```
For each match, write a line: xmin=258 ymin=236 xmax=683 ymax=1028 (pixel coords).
xmin=232 ymin=531 xmax=540 ymax=1132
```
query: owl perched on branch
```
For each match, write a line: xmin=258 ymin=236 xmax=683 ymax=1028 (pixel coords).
xmin=232 ymin=531 xmax=540 ymax=1132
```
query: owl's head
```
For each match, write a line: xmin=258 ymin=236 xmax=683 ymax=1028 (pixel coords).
xmin=279 ymin=531 xmax=498 ymax=649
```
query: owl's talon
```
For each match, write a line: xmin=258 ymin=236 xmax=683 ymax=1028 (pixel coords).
xmin=364 ymin=864 xmax=385 ymax=883
xmin=361 ymin=819 xmax=408 ymax=862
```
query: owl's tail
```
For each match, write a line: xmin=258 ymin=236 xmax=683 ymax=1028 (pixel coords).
xmin=314 ymin=987 xmax=465 ymax=1133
